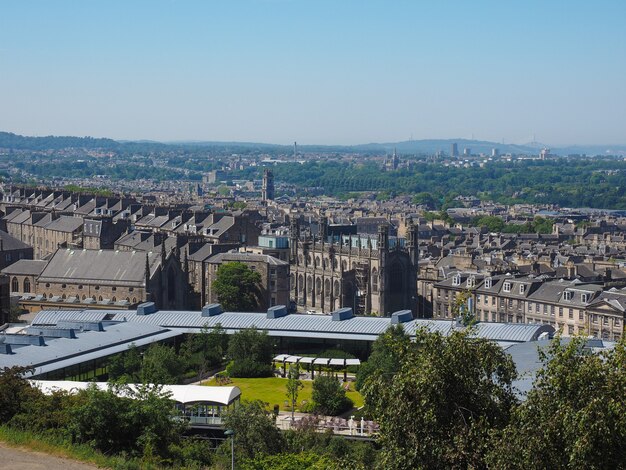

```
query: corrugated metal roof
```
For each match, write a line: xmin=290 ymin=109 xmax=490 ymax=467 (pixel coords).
xmin=31 ymin=308 xmax=554 ymax=344
xmin=0 ymin=322 xmax=181 ymax=377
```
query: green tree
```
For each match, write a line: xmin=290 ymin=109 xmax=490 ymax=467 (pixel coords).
xmin=212 ymin=261 xmax=262 ymax=311
xmin=355 ymin=325 xmax=410 ymax=391
xmin=362 ymin=328 xmax=517 ymax=469
xmin=286 ymin=364 xmax=304 ymax=422
xmin=488 ymin=336 xmax=626 ymax=469
xmin=180 ymin=324 xmax=228 ymax=377
xmin=222 ymin=400 xmax=285 ymax=460
xmin=140 ymin=343 xmax=184 ymax=384
xmin=312 ymin=374 xmax=352 ymax=416
xmin=226 ymin=327 xmax=273 ymax=378
xmin=0 ymin=366 xmax=41 ymax=424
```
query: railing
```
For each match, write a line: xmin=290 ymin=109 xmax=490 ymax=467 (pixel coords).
xmin=276 ymin=415 xmax=379 ymax=438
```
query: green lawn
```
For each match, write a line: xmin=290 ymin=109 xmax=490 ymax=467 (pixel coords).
xmin=204 ymin=376 xmax=364 ymax=411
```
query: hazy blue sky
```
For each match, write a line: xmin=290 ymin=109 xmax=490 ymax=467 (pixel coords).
xmin=1 ymin=0 xmax=625 ymax=145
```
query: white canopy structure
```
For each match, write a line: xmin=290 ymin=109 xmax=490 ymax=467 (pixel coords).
xmin=30 ymin=380 xmax=241 ymax=407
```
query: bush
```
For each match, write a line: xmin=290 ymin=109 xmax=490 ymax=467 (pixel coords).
xmin=312 ymin=375 xmax=353 ymax=416
xmin=226 ymin=359 xmax=273 ymax=378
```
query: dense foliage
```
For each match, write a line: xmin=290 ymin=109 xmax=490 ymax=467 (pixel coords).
xmin=488 ymin=337 xmax=626 ymax=469
xmin=311 ymin=374 xmax=353 ymax=416
xmin=226 ymin=327 xmax=273 ymax=378
xmin=355 ymin=325 xmax=409 ymax=391
xmin=362 ymin=327 xmax=518 ymax=469
xmin=212 ymin=261 xmax=262 ymax=312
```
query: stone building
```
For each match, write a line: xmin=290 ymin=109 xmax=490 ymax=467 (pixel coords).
xmin=0 ymin=230 xmax=34 ymax=270
xmin=4 ymin=246 xmax=190 ymax=313
xmin=290 ymin=218 xmax=418 ymax=316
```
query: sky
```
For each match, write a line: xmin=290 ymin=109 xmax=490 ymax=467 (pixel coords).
xmin=1 ymin=0 xmax=625 ymax=146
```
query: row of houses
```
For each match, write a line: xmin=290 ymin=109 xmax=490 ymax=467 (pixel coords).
xmin=433 ymin=272 xmax=624 ymax=341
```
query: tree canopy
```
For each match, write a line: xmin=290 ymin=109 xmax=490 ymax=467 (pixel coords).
xmin=362 ymin=327 xmax=518 ymax=469
xmin=212 ymin=261 xmax=262 ymax=311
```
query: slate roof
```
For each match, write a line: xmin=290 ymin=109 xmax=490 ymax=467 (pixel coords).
xmin=207 ymin=252 xmax=288 ymax=266
xmin=0 ymin=230 xmax=32 ymax=251
xmin=43 ymin=216 xmax=83 ymax=233
xmin=37 ymin=248 xmax=160 ymax=287
xmin=1 ymin=259 xmax=47 ymax=276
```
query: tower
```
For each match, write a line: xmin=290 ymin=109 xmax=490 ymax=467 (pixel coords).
xmin=294 ymin=141 xmax=298 ymax=161
xmin=262 ymin=168 xmax=275 ymax=202
xmin=392 ymin=147 xmax=399 ymax=170
xmin=451 ymin=143 xmax=459 ymax=157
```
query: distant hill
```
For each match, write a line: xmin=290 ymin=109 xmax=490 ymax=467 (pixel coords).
xmin=1 ymin=131 xmax=625 ymax=156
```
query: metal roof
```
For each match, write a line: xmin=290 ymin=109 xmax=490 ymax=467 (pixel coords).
xmin=0 ymin=322 xmax=182 ymax=377
xmin=31 ymin=308 xmax=554 ymax=344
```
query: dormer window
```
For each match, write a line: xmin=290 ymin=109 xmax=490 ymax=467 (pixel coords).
xmin=503 ymin=282 xmax=512 ymax=293
xmin=581 ymin=293 xmax=589 ymax=303
xmin=466 ymin=276 xmax=475 ymax=288
xmin=485 ymin=278 xmax=492 ymax=288
xmin=519 ymin=284 xmax=526 ymax=294
xmin=563 ymin=291 xmax=572 ymax=301
xmin=452 ymin=274 xmax=461 ymax=286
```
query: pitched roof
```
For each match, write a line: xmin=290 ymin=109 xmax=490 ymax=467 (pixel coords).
xmin=1 ymin=259 xmax=47 ymax=276
xmin=37 ymin=248 xmax=160 ymax=287
xmin=0 ymin=230 xmax=32 ymax=251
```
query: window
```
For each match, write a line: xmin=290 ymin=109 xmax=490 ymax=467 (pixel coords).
xmin=129 ymin=287 xmax=134 ymax=292
xmin=508 ymin=299 xmax=513 ymax=308
xmin=112 ymin=287 xmax=116 ymax=292
xmin=476 ymin=294 xmax=481 ymax=303
xmin=543 ymin=304 xmax=548 ymax=314
xmin=95 ymin=285 xmax=100 ymax=290
xmin=603 ymin=316 xmax=609 ymax=325
xmin=569 ymin=308 xmax=573 ymax=319
xmin=581 ymin=294 xmax=589 ymax=303
xmin=452 ymin=274 xmax=461 ymax=286
xmin=467 ymin=276 xmax=475 ymax=288
xmin=23 ymin=278 xmax=30 ymax=293
xmin=529 ymin=303 xmax=533 ymax=312
xmin=5 ymin=253 xmax=11 ymax=262
xmin=559 ymin=307 xmax=563 ymax=317
xmin=579 ymin=311 xmax=584 ymax=320
xmin=78 ymin=284 xmax=83 ymax=289
xmin=485 ymin=278 xmax=492 ymax=288
xmin=61 ymin=284 xmax=67 ymax=289
xmin=11 ymin=277 xmax=18 ymax=292
xmin=503 ymin=282 xmax=511 ymax=292
xmin=563 ymin=291 xmax=572 ymax=301
xmin=592 ymin=315 xmax=597 ymax=323
xmin=568 ymin=325 xmax=574 ymax=335
xmin=519 ymin=284 xmax=526 ymax=294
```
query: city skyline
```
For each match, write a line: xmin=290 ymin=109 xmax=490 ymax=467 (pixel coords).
xmin=1 ymin=0 xmax=625 ymax=145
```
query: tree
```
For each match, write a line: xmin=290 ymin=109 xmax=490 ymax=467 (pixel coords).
xmin=222 ymin=400 xmax=284 ymax=460
xmin=226 ymin=327 xmax=273 ymax=378
xmin=286 ymin=364 xmax=304 ymax=422
xmin=0 ymin=366 xmax=41 ymax=424
xmin=312 ymin=374 xmax=352 ymax=416
xmin=212 ymin=262 xmax=262 ymax=311
xmin=488 ymin=336 xmax=626 ymax=469
xmin=355 ymin=325 xmax=410 ymax=391
xmin=362 ymin=327 xmax=517 ymax=469
xmin=140 ymin=343 xmax=184 ymax=384
xmin=180 ymin=324 xmax=228 ymax=377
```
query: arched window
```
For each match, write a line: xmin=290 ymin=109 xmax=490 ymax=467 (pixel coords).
xmin=92 ymin=295 xmax=96 ymax=301
xmin=42 ymin=293 xmax=47 ymax=299
xmin=23 ymin=278 xmax=30 ymax=293
xmin=324 ymin=279 xmax=331 ymax=298
xmin=126 ymin=297 xmax=130 ymax=302
xmin=98 ymin=296 xmax=103 ymax=301
xmin=81 ymin=295 xmax=86 ymax=300
xmin=298 ymin=274 xmax=304 ymax=292
xmin=112 ymin=296 xmax=117 ymax=302
xmin=315 ymin=277 xmax=321 ymax=293
xmin=132 ymin=297 xmax=137 ymax=304
xmin=307 ymin=276 xmax=313 ymax=293
xmin=315 ymin=256 xmax=320 ymax=268
xmin=341 ymin=260 xmax=347 ymax=272
xmin=289 ymin=274 xmax=295 ymax=291
xmin=333 ymin=280 xmax=340 ymax=297
xmin=62 ymin=294 xmax=66 ymax=299
xmin=11 ymin=277 xmax=18 ymax=292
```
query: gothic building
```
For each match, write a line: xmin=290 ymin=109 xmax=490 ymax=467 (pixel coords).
xmin=290 ymin=218 xmax=418 ymax=316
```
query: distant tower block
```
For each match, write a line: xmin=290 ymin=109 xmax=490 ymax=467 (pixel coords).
xmin=294 ymin=141 xmax=298 ymax=160
xmin=451 ymin=143 xmax=459 ymax=157
xmin=491 ymin=148 xmax=499 ymax=157
xmin=262 ymin=168 xmax=275 ymax=201
xmin=463 ymin=147 xmax=471 ymax=156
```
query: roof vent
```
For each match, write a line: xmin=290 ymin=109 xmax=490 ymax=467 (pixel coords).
xmin=331 ymin=307 xmax=354 ymax=321
xmin=57 ymin=321 xmax=104 ymax=332
xmin=137 ymin=302 xmax=157 ymax=315
xmin=3 ymin=335 xmax=46 ymax=346
xmin=267 ymin=305 xmax=288 ymax=319
xmin=0 ymin=343 xmax=12 ymax=354
xmin=391 ymin=310 xmax=413 ymax=324
xmin=201 ymin=303 xmax=223 ymax=317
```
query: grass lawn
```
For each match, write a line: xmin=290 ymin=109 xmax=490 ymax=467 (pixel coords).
xmin=204 ymin=376 xmax=364 ymax=411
